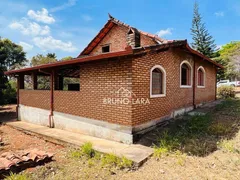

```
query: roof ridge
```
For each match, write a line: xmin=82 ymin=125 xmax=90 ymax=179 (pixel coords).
xmin=108 ymin=14 xmax=167 ymax=43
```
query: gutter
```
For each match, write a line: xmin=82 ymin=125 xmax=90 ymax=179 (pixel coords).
xmin=16 ymin=76 xmax=20 ymax=120
xmin=39 ymin=69 xmax=54 ymax=128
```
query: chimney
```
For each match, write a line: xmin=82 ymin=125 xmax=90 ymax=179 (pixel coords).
xmin=127 ymin=28 xmax=140 ymax=48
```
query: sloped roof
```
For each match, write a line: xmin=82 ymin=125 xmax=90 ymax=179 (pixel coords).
xmin=78 ymin=14 xmax=168 ymax=56
xmin=4 ymin=40 xmax=223 ymax=76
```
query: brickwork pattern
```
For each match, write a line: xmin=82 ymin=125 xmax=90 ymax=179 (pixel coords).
xmin=195 ymin=57 xmax=216 ymax=104
xmin=19 ymin=90 xmax=50 ymax=110
xmin=54 ymin=58 xmax=133 ymax=126
xmin=132 ymin=49 xmax=194 ymax=126
xmin=89 ymin=25 xmax=157 ymax=55
xmin=19 ymin=50 xmax=216 ymax=127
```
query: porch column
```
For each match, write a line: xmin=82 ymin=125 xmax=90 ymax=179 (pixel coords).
xmin=49 ymin=70 xmax=54 ymax=128
xmin=31 ymin=72 xmax=38 ymax=90
xmin=16 ymin=76 xmax=20 ymax=120
xmin=19 ymin=74 xmax=24 ymax=89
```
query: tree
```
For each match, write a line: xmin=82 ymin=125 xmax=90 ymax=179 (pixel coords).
xmin=61 ymin=56 xmax=72 ymax=61
xmin=214 ymin=42 xmax=240 ymax=81
xmin=31 ymin=54 xmax=57 ymax=66
xmin=0 ymin=38 xmax=26 ymax=105
xmin=46 ymin=53 xmax=57 ymax=59
xmin=30 ymin=54 xmax=57 ymax=90
xmin=191 ymin=1 xmax=217 ymax=58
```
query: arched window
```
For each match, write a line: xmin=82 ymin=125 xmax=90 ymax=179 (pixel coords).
xmin=197 ymin=66 xmax=205 ymax=87
xmin=180 ymin=61 xmax=192 ymax=87
xmin=150 ymin=65 xmax=166 ymax=98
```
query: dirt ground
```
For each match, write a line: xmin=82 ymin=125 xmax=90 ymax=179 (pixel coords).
xmin=0 ymin=99 xmax=240 ymax=180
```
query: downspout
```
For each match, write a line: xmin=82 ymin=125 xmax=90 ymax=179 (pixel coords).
xmin=50 ymin=70 xmax=54 ymax=128
xmin=192 ymin=58 xmax=196 ymax=109
xmin=39 ymin=69 xmax=54 ymax=128
xmin=16 ymin=75 xmax=20 ymax=120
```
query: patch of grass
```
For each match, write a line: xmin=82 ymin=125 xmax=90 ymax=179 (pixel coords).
xmin=218 ymin=140 xmax=235 ymax=152
xmin=208 ymin=123 xmax=232 ymax=136
xmin=81 ymin=142 xmax=95 ymax=158
xmin=69 ymin=142 xmax=133 ymax=170
xmin=184 ymin=114 xmax=212 ymax=135
xmin=70 ymin=149 xmax=83 ymax=158
xmin=101 ymin=153 xmax=133 ymax=169
xmin=154 ymin=114 xmax=216 ymax=157
xmin=184 ymin=138 xmax=216 ymax=156
xmin=174 ymin=150 xmax=186 ymax=166
xmin=4 ymin=172 xmax=30 ymax=180
xmin=118 ymin=156 xmax=133 ymax=169
xmin=101 ymin=153 xmax=120 ymax=167
xmin=70 ymin=142 xmax=95 ymax=159
xmin=153 ymin=146 xmax=168 ymax=158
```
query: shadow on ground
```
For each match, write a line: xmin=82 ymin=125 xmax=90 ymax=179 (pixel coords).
xmin=136 ymin=99 xmax=240 ymax=157
xmin=0 ymin=105 xmax=17 ymax=123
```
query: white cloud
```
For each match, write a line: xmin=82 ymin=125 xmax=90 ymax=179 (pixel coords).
xmin=27 ymin=8 xmax=55 ymax=24
xmin=81 ymin=15 xmax=93 ymax=22
xmin=50 ymin=0 xmax=77 ymax=12
xmin=19 ymin=41 xmax=34 ymax=51
xmin=33 ymin=36 xmax=78 ymax=52
xmin=156 ymin=28 xmax=173 ymax=37
xmin=215 ymin=11 xmax=224 ymax=17
xmin=9 ymin=20 xmax=50 ymax=36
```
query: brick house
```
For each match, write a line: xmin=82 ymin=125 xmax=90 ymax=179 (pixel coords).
xmin=5 ymin=15 xmax=223 ymax=144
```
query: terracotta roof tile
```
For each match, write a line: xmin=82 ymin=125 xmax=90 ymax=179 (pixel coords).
xmin=0 ymin=149 xmax=53 ymax=171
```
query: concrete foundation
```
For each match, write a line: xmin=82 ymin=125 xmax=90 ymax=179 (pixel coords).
xmin=53 ymin=111 xmax=133 ymax=144
xmin=18 ymin=104 xmax=194 ymax=144
xmin=18 ymin=104 xmax=49 ymax=126
xmin=18 ymin=104 xmax=133 ymax=144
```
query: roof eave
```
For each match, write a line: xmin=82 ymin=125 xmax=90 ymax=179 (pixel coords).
xmin=4 ymin=48 xmax=134 ymax=76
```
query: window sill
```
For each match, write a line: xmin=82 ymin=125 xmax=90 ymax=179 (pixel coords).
xmin=150 ymin=94 xmax=166 ymax=98
xmin=180 ymin=85 xmax=192 ymax=88
xmin=197 ymin=86 xmax=205 ymax=88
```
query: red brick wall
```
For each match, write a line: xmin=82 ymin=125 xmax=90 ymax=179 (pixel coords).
xmin=194 ymin=56 xmax=216 ymax=104
xmin=19 ymin=90 xmax=50 ymax=110
xmin=131 ymin=49 xmax=194 ymax=126
xmin=89 ymin=25 xmax=157 ymax=55
xmin=53 ymin=58 xmax=133 ymax=126
xmin=140 ymin=34 xmax=158 ymax=47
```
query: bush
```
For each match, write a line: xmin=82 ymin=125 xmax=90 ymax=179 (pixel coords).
xmin=81 ymin=142 xmax=95 ymax=158
xmin=217 ymin=85 xmax=235 ymax=99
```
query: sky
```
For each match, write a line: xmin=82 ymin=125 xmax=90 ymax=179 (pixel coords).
xmin=0 ymin=0 xmax=240 ymax=60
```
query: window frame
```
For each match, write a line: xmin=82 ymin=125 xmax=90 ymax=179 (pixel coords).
xmin=197 ymin=66 xmax=206 ymax=88
xmin=180 ymin=60 xmax=193 ymax=88
xmin=101 ymin=44 xmax=111 ymax=53
xmin=150 ymin=65 xmax=166 ymax=98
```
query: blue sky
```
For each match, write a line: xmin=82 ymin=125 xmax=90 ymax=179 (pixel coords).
xmin=0 ymin=0 xmax=239 ymax=60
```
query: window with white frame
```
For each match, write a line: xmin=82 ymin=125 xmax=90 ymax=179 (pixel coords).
xmin=180 ymin=61 xmax=192 ymax=87
xmin=197 ymin=66 xmax=205 ymax=87
xmin=150 ymin=65 xmax=166 ymax=98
